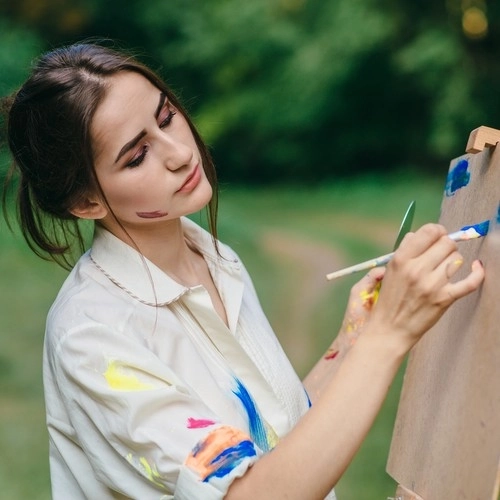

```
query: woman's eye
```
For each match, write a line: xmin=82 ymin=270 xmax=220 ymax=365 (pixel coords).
xmin=126 ymin=145 xmax=149 ymax=168
xmin=159 ymin=109 xmax=177 ymax=128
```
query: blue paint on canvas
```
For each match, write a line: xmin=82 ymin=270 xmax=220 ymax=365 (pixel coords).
xmin=445 ymin=159 xmax=470 ymax=196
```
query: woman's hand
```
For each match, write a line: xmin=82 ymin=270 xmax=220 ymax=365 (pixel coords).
xmin=368 ymin=223 xmax=484 ymax=351
xmin=337 ymin=266 xmax=385 ymax=346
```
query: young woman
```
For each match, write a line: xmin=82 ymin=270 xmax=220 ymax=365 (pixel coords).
xmin=3 ymin=43 xmax=484 ymax=499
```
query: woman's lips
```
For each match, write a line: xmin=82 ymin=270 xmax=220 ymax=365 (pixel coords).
xmin=177 ymin=165 xmax=201 ymax=193
xmin=136 ymin=210 xmax=169 ymax=219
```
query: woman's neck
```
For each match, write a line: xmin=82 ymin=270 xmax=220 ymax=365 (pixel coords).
xmin=101 ymin=218 xmax=203 ymax=286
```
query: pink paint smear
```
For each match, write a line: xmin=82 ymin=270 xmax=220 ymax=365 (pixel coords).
xmin=187 ymin=417 xmax=216 ymax=429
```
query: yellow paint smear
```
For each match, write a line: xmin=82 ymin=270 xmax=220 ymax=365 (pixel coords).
xmin=265 ymin=421 xmax=279 ymax=449
xmin=360 ymin=282 xmax=381 ymax=310
xmin=139 ymin=457 xmax=165 ymax=488
xmin=104 ymin=360 xmax=155 ymax=391
xmin=126 ymin=453 xmax=167 ymax=490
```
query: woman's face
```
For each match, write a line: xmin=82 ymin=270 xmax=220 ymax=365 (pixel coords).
xmin=89 ymin=71 xmax=212 ymax=234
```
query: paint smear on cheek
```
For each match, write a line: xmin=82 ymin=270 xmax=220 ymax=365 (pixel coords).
xmin=445 ymin=159 xmax=470 ymax=196
xmin=136 ymin=210 xmax=169 ymax=219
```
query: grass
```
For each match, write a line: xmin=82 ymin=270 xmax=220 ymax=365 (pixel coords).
xmin=0 ymin=172 xmax=445 ymax=499
xmin=0 ymin=221 xmax=67 ymax=499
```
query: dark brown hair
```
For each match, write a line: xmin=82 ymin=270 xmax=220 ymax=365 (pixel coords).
xmin=2 ymin=42 xmax=218 ymax=269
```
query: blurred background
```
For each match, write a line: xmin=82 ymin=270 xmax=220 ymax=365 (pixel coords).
xmin=0 ymin=0 xmax=498 ymax=498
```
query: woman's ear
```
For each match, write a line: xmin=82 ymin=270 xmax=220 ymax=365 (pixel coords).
xmin=70 ymin=196 xmax=108 ymax=220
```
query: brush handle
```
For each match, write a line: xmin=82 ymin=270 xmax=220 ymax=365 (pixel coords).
xmin=325 ymin=251 xmax=394 ymax=280
xmin=326 ymin=226 xmax=487 ymax=281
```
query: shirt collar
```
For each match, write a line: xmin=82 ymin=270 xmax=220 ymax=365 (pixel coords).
xmin=89 ymin=217 xmax=241 ymax=307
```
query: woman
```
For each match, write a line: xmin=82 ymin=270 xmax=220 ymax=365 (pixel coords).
xmin=2 ymin=42 xmax=484 ymax=499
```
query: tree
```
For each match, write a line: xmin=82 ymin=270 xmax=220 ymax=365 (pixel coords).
xmin=1 ymin=0 xmax=499 ymax=182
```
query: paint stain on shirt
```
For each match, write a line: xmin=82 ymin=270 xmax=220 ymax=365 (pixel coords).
xmin=232 ymin=378 xmax=278 ymax=452
xmin=445 ymin=159 xmax=470 ymax=196
xmin=103 ymin=360 xmax=156 ymax=391
xmin=187 ymin=417 xmax=217 ymax=429
xmin=126 ymin=453 xmax=167 ymax=489
xmin=185 ymin=426 xmax=257 ymax=482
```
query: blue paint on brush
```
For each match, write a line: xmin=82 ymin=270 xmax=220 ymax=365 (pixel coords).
xmin=460 ymin=220 xmax=490 ymax=237
xmin=445 ymin=159 xmax=470 ymax=196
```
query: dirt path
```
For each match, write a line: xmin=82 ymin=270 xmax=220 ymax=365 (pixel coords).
xmin=259 ymin=230 xmax=345 ymax=373
xmin=259 ymin=217 xmax=396 ymax=373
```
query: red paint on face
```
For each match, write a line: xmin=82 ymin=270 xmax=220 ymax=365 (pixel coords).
xmin=135 ymin=210 xmax=169 ymax=219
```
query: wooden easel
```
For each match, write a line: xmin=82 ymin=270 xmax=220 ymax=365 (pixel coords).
xmin=386 ymin=126 xmax=500 ymax=500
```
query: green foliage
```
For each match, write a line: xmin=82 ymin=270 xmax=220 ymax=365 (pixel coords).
xmin=393 ymin=27 xmax=483 ymax=157
xmin=0 ymin=20 xmax=44 ymax=181
xmin=120 ymin=0 xmax=500 ymax=182
xmin=2 ymin=1 xmax=500 ymax=183
xmin=0 ymin=20 xmax=43 ymax=96
xmin=134 ymin=0 xmax=402 ymax=181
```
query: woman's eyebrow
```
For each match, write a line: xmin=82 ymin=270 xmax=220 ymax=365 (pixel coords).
xmin=155 ymin=92 xmax=167 ymax=119
xmin=115 ymin=130 xmax=146 ymax=163
xmin=114 ymin=92 xmax=167 ymax=164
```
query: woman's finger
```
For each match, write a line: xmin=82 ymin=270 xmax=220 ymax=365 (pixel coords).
xmin=440 ymin=259 xmax=485 ymax=305
xmin=437 ymin=252 xmax=464 ymax=282
xmin=396 ymin=224 xmax=448 ymax=259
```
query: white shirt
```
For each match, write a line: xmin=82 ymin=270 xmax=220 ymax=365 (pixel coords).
xmin=44 ymin=218 xmax=336 ymax=499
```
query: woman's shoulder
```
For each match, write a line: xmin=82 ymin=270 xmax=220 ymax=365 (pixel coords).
xmin=46 ymin=251 xmax=122 ymax=333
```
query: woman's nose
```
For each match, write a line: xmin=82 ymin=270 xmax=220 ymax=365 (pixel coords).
xmin=158 ymin=133 xmax=193 ymax=171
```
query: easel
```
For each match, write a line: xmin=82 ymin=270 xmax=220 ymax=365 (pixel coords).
xmin=386 ymin=126 xmax=500 ymax=500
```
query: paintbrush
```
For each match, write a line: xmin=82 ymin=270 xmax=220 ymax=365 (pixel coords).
xmin=325 ymin=220 xmax=490 ymax=281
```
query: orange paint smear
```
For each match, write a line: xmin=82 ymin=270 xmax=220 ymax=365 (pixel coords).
xmin=185 ymin=426 xmax=251 ymax=480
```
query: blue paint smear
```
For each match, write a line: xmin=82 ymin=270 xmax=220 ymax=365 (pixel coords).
xmin=445 ymin=159 xmax=470 ymax=196
xmin=232 ymin=378 xmax=270 ymax=452
xmin=497 ymin=203 xmax=500 ymax=224
xmin=203 ymin=440 xmax=257 ymax=482
xmin=304 ymin=388 xmax=312 ymax=408
xmin=460 ymin=220 xmax=490 ymax=236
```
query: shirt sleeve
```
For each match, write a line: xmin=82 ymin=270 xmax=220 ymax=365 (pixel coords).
xmin=47 ymin=321 xmax=263 ymax=499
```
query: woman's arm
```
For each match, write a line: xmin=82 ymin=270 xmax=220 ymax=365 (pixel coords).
xmin=303 ymin=267 xmax=385 ymax=403
xmin=226 ymin=224 xmax=484 ymax=500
